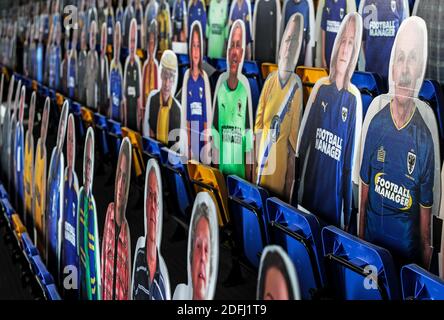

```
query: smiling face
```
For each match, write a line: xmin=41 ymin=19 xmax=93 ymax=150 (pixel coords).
xmin=191 ymin=28 xmax=201 ymax=72
xmin=191 ymin=216 xmax=210 ymax=300
xmin=160 ymin=68 xmax=175 ymax=103
xmin=263 ymin=266 xmax=289 ymax=300
xmin=228 ymin=24 xmax=243 ymax=78
xmin=335 ymin=18 xmax=356 ymax=81
xmin=146 ymin=169 xmax=159 ymax=260
xmin=392 ymin=23 xmax=423 ymax=102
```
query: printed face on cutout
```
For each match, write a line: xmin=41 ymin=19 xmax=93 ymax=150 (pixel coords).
xmin=160 ymin=68 xmax=175 ymax=103
xmin=278 ymin=14 xmax=301 ymax=76
xmin=191 ymin=215 xmax=210 ymax=300
xmin=115 ymin=147 xmax=129 ymax=224
xmin=146 ymin=169 xmax=159 ymax=257
xmin=228 ymin=23 xmax=243 ymax=78
xmin=148 ymin=31 xmax=155 ymax=57
xmin=263 ymin=266 xmax=289 ymax=300
xmin=335 ymin=18 xmax=356 ymax=81
xmin=114 ymin=24 xmax=121 ymax=60
xmin=67 ymin=116 xmax=75 ymax=170
xmin=85 ymin=134 xmax=93 ymax=193
xmin=129 ymin=20 xmax=137 ymax=57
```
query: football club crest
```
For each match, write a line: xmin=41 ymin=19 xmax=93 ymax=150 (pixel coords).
xmin=340 ymin=8 xmax=344 ymax=20
xmin=321 ymin=101 xmax=328 ymax=112
xmin=237 ymin=99 xmax=242 ymax=114
xmin=341 ymin=107 xmax=348 ymax=122
xmin=199 ymin=87 xmax=203 ymax=99
xmin=407 ymin=151 xmax=416 ymax=175
xmin=391 ymin=0 xmax=396 ymax=13
xmin=270 ymin=115 xmax=281 ymax=143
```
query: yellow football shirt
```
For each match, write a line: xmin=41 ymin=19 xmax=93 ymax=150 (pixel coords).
xmin=156 ymin=96 xmax=173 ymax=145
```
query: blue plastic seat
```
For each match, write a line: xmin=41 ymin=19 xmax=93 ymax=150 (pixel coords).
xmin=107 ymin=119 xmax=123 ymax=160
xmin=351 ymin=71 xmax=382 ymax=118
xmin=248 ymin=77 xmax=260 ymax=117
xmin=401 ymin=264 xmax=444 ymax=300
xmin=226 ymin=175 xmax=269 ymax=268
xmin=30 ymin=254 xmax=54 ymax=286
xmin=266 ymin=197 xmax=326 ymax=299
xmin=45 ymin=284 xmax=62 ymax=300
xmin=0 ymin=182 xmax=7 ymax=199
xmin=159 ymin=146 xmax=195 ymax=225
xmin=322 ymin=226 xmax=400 ymax=300
xmin=21 ymin=232 xmax=38 ymax=258
xmin=1 ymin=197 xmax=15 ymax=222
xmin=94 ymin=112 xmax=110 ymax=157
xmin=419 ymin=80 xmax=444 ymax=145
xmin=142 ymin=136 xmax=163 ymax=159
xmin=71 ymin=101 xmax=85 ymax=140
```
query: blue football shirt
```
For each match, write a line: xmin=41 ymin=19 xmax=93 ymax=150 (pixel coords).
xmin=321 ymin=0 xmax=347 ymax=68
xmin=230 ymin=0 xmax=252 ymax=44
xmin=189 ymin=0 xmax=207 ymax=38
xmin=110 ymin=66 xmax=123 ymax=121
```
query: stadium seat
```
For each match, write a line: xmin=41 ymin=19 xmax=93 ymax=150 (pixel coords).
xmin=31 ymin=80 xmax=38 ymax=92
xmin=187 ymin=162 xmax=230 ymax=227
xmin=71 ymin=102 xmax=85 ymax=141
xmin=260 ymin=62 xmax=278 ymax=80
xmin=177 ymin=53 xmax=190 ymax=86
xmin=94 ymin=112 xmax=110 ymax=158
xmin=212 ymin=58 xmax=227 ymax=73
xmin=1 ymin=197 xmax=15 ymax=224
xmin=296 ymin=66 xmax=329 ymax=106
xmin=107 ymin=119 xmax=123 ymax=162
xmin=226 ymin=175 xmax=269 ymax=268
xmin=0 ymin=182 xmax=7 ymax=199
xmin=30 ymin=254 xmax=54 ymax=287
xmin=322 ymin=226 xmax=400 ymax=300
xmin=159 ymin=147 xmax=195 ymax=225
xmin=11 ymin=213 xmax=26 ymax=242
xmin=55 ymin=93 xmax=65 ymax=111
xmin=45 ymin=284 xmax=62 ymax=300
xmin=419 ymin=80 xmax=444 ymax=150
xmin=81 ymin=107 xmax=95 ymax=131
xmin=21 ymin=232 xmax=38 ymax=258
xmin=121 ymin=127 xmax=145 ymax=178
xmin=266 ymin=197 xmax=326 ymax=300
xmin=351 ymin=71 xmax=383 ymax=118
xmin=142 ymin=135 xmax=163 ymax=159
xmin=401 ymin=264 xmax=444 ymax=300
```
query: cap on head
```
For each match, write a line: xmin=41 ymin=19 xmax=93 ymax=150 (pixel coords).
xmin=160 ymin=50 xmax=178 ymax=72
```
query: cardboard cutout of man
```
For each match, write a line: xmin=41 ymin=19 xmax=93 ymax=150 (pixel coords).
xmin=188 ymin=0 xmax=206 ymax=41
xmin=104 ymin=0 xmax=115 ymax=47
xmin=61 ymin=27 xmax=71 ymax=95
xmin=297 ymin=13 xmax=363 ymax=231
xmin=172 ymin=192 xmax=219 ymax=300
xmin=122 ymin=0 xmax=135 ymax=49
xmin=281 ymin=0 xmax=315 ymax=67
xmin=9 ymin=80 xmax=21 ymax=193
xmin=24 ymin=92 xmax=36 ymax=232
xmin=131 ymin=159 xmax=171 ymax=300
xmin=46 ymin=100 xmax=69 ymax=283
xmin=14 ymin=86 xmax=26 ymax=221
xmin=206 ymin=0 xmax=229 ymax=59
xmin=229 ymin=0 xmax=252 ymax=60
xmin=78 ymin=127 xmax=102 ymax=300
xmin=142 ymin=21 xmax=159 ymax=108
xmin=182 ymin=21 xmax=212 ymax=163
xmin=67 ymin=28 xmax=78 ymax=100
xmin=48 ymin=21 xmax=62 ymax=90
xmin=255 ymin=13 xmax=303 ymax=203
xmin=0 ymin=76 xmax=14 ymax=174
xmin=172 ymin=0 xmax=188 ymax=43
xmin=143 ymin=50 xmax=182 ymax=150
xmin=33 ymin=97 xmax=50 ymax=256
xmin=134 ymin=0 xmax=145 ymax=49
xmin=78 ymin=27 xmax=88 ymax=104
xmin=359 ymin=17 xmax=440 ymax=270
xmin=212 ymin=19 xmax=254 ymax=181
xmin=99 ymin=22 xmax=110 ymax=116
xmin=145 ymin=0 xmax=159 ymax=35
xmin=157 ymin=0 xmax=172 ymax=54
xmin=36 ymin=23 xmax=45 ymax=84
xmin=101 ymin=137 xmax=132 ymax=300
xmin=116 ymin=0 xmax=124 ymax=27
xmin=359 ymin=0 xmax=409 ymax=80
xmin=86 ymin=21 xmax=99 ymax=110
xmin=61 ymin=114 xmax=80 ymax=299
xmin=253 ymin=0 xmax=281 ymax=63
xmin=109 ymin=22 xmax=124 ymax=121
xmin=123 ymin=18 xmax=143 ymax=131
xmin=257 ymin=245 xmax=301 ymax=300
xmin=317 ymin=0 xmax=356 ymax=68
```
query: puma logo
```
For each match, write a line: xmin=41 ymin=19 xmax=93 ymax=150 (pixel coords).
xmin=321 ymin=101 xmax=328 ymax=112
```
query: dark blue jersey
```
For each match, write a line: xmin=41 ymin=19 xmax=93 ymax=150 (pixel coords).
xmin=49 ymin=46 xmax=61 ymax=91
xmin=67 ymin=54 xmax=77 ymax=99
xmin=298 ymin=80 xmax=358 ymax=228
xmin=107 ymin=12 xmax=114 ymax=46
xmin=189 ymin=0 xmax=207 ymax=38
xmin=61 ymin=174 xmax=79 ymax=299
xmin=135 ymin=7 xmax=144 ymax=48
xmin=283 ymin=0 xmax=310 ymax=66
xmin=360 ymin=103 xmax=434 ymax=263
xmin=186 ymin=74 xmax=208 ymax=161
xmin=110 ymin=65 xmax=123 ymax=121
xmin=14 ymin=124 xmax=24 ymax=217
xmin=361 ymin=0 xmax=405 ymax=80
xmin=172 ymin=0 xmax=186 ymax=39
xmin=230 ymin=0 xmax=252 ymax=44
xmin=36 ymin=43 xmax=44 ymax=83
xmin=321 ymin=0 xmax=347 ymax=68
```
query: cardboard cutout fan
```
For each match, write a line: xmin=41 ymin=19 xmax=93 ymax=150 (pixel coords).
xmin=77 ymin=27 xmax=88 ymax=104
xmin=252 ymin=0 xmax=281 ymax=64
xmin=211 ymin=19 xmax=254 ymax=181
xmin=0 ymin=73 xmax=4 ymax=125
xmin=255 ymin=13 xmax=304 ymax=203
xmin=171 ymin=0 xmax=188 ymax=45
xmin=99 ymin=22 xmax=110 ymax=116
xmin=131 ymin=158 xmax=171 ymax=300
xmin=86 ymin=20 xmax=99 ymax=110
xmin=173 ymin=191 xmax=219 ymax=300
xmin=60 ymin=114 xmax=80 ymax=299
xmin=48 ymin=21 xmax=62 ymax=90
xmin=280 ymin=0 xmax=315 ymax=67
xmin=24 ymin=92 xmax=36 ymax=232
xmin=46 ymin=100 xmax=69 ymax=283
xmin=296 ymin=13 xmax=363 ymax=231
xmin=67 ymin=28 xmax=78 ymax=100
xmin=14 ymin=86 xmax=26 ymax=221
xmin=358 ymin=0 xmax=409 ymax=80
xmin=122 ymin=1 xmax=135 ymax=49
xmin=145 ymin=0 xmax=159 ymax=36
xmin=314 ymin=0 xmax=356 ymax=68
xmin=33 ymin=97 xmax=51 ymax=256
xmin=78 ymin=127 xmax=102 ymax=300
xmin=228 ymin=0 xmax=252 ymax=60
xmin=206 ymin=0 xmax=229 ymax=59
xmin=8 ymin=79 xmax=22 ymax=192
xmin=359 ymin=17 xmax=440 ymax=270
xmin=143 ymin=49 xmax=183 ymax=153
xmin=181 ymin=21 xmax=212 ymax=163
xmin=109 ymin=21 xmax=124 ymax=121
xmin=0 ymin=74 xmax=13 ymax=171
xmin=123 ymin=18 xmax=143 ymax=131
xmin=257 ymin=245 xmax=301 ymax=300
xmin=142 ymin=20 xmax=159 ymax=108
xmin=101 ymin=137 xmax=132 ymax=300
xmin=157 ymin=0 xmax=172 ymax=54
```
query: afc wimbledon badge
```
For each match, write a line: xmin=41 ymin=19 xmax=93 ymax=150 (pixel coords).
xmin=341 ymin=107 xmax=348 ymax=122
xmin=407 ymin=151 xmax=416 ymax=175
xmin=270 ymin=115 xmax=280 ymax=143
xmin=340 ymin=8 xmax=344 ymax=19
xmin=391 ymin=0 xmax=396 ymax=13
xmin=199 ymin=86 xmax=203 ymax=99
xmin=237 ymin=99 xmax=242 ymax=114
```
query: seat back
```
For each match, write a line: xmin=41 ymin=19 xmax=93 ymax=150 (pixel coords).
xmin=322 ymin=226 xmax=400 ymax=300
xmin=142 ymin=135 xmax=163 ymax=159
xmin=267 ymin=197 xmax=326 ymax=299
xmin=122 ymin=127 xmax=145 ymax=178
xmin=227 ymin=175 xmax=269 ymax=268
xmin=351 ymin=71 xmax=382 ymax=118
xmin=93 ymin=112 xmax=110 ymax=156
xmin=401 ymin=264 xmax=444 ymax=300
xmin=106 ymin=119 xmax=123 ymax=159
xmin=296 ymin=66 xmax=328 ymax=106
xmin=261 ymin=62 xmax=278 ymax=80
xmin=71 ymin=102 xmax=85 ymax=141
